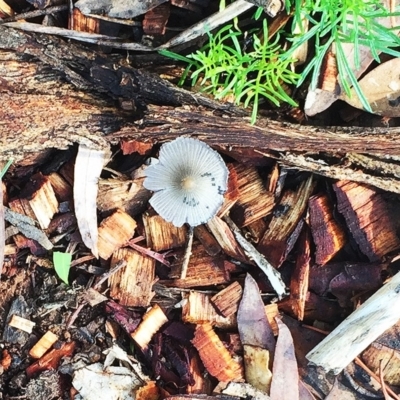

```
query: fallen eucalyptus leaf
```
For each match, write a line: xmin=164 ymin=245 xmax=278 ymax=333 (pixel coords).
xmin=74 ymin=145 xmax=106 ymax=258
xmin=270 ymin=318 xmax=299 ymax=400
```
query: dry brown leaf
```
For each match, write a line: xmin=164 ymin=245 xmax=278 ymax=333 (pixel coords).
xmin=341 ymin=58 xmax=400 ymax=117
xmin=237 ymin=274 xmax=276 ymax=352
xmin=74 ymin=145 xmax=106 ymax=258
xmin=270 ymin=318 xmax=299 ymax=400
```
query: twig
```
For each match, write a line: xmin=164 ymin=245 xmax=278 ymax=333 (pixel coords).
xmin=180 ymin=226 xmax=194 ymax=279
xmin=223 ymin=215 xmax=287 ymax=299
xmin=379 ymin=360 xmax=391 ymax=400
xmin=66 ymin=261 xmax=126 ymax=328
xmin=0 ymin=5 xmax=68 ymax=23
xmin=355 ymin=357 xmax=400 ymax=400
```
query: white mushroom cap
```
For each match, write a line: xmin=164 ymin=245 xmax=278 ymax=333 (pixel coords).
xmin=143 ymin=137 xmax=229 ymax=227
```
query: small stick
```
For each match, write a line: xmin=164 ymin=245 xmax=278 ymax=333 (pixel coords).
xmin=307 ymin=271 xmax=400 ymax=374
xmin=223 ymin=215 xmax=287 ymax=299
xmin=180 ymin=226 xmax=194 ymax=279
xmin=0 ymin=5 xmax=68 ymax=23
xmin=355 ymin=357 xmax=400 ymax=400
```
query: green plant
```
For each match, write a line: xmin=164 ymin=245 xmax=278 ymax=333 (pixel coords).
xmin=160 ymin=19 xmax=299 ymax=124
xmin=53 ymin=251 xmax=72 ymax=285
xmin=285 ymin=0 xmax=400 ymax=111
xmin=161 ymin=0 xmax=400 ymax=122
xmin=0 ymin=159 xmax=13 ymax=179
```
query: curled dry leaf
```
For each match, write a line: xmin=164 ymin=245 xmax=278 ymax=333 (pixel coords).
xmin=341 ymin=58 xmax=400 ymax=117
xmin=74 ymin=145 xmax=106 ymax=258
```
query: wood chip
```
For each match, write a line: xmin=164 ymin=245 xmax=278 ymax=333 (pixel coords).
xmin=211 ymin=281 xmax=243 ymax=317
xmin=258 ymin=175 xmax=314 ymax=267
xmin=97 ymin=209 xmax=137 ymax=260
xmin=182 ymin=291 xmax=236 ymax=329
xmin=109 ymin=248 xmax=156 ymax=307
xmin=309 ymin=193 xmax=346 ymax=265
xmin=143 ymin=212 xmax=187 ymax=251
xmin=29 ymin=331 xmax=59 ymax=359
xmin=333 ymin=180 xmax=400 ymax=261
xmin=164 ymin=242 xmax=232 ymax=288
xmin=9 ymin=172 xmax=58 ymax=230
xmin=230 ymin=164 xmax=275 ymax=227
xmin=131 ymin=304 xmax=168 ymax=350
xmin=191 ymin=323 xmax=244 ymax=382
xmin=8 ymin=315 xmax=35 ymax=333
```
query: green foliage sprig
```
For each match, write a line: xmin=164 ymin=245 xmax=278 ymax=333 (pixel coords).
xmin=284 ymin=0 xmax=400 ymax=111
xmin=160 ymin=19 xmax=299 ymax=124
xmin=161 ymin=0 xmax=400 ymax=122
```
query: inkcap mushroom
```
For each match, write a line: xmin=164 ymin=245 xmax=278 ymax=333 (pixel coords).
xmin=143 ymin=137 xmax=229 ymax=227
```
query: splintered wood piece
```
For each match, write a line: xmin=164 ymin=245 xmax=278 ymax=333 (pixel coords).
xmin=211 ymin=281 xmax=243 ymax=318
xmin=245 ymin=219 xmax=267 ymax=244
xmin=309 ymin=193 xmax=346 ymax=265
xmin=230 ymin=164 xmax=275 ymax=227
xmin=9 ymin=315 xmax=35 ymax=333
xmin=186 ymin=348 xmax=213 ymax=395
xmin=258 ymin=175 xmax=314 ymax=268
xmin=97 ymin=178 xmax=151 ymax=216
xmin=193 ymin=225 xmax=221 ymax=256
xmin=8 ymin=198 xmax=36 ymax=221
xmin=306 ymin=271 xmax=400 ymax=374
xmin=143 ymin=212 xmax=187 ymax=251
xmin=71 ymin=7 xmax=100 ymax=33
xmin=290 ymin=228 xmax=311 ymax=321
xmin=192 ymin=323 xmax=244 ymax=382
xmin=206 ymin=216 xmax=247 ymax=263
xmin=265 ymin=304 xmax=279 ymax=336
xmin=182 ymin=291 xmax=236 ymax=329
xmin=109 ymin=248 xmax=156 ymax=307
xmin=97 ymin=209 xmax=137 ymax=260
xmin=131 ymin=304 xmax=168 ymax=350
xmin=218 ymin=163 xmax=240 ymax=217
xmin=29 ymin=331 xmax=59 ymax=359
xmin=164 ymin=242 xmax=231 ymax=288
xmin=9 ymin=172 xmax=58 ymax=229
xmin=143 ymin=3 xmax=170 ymax=35
xmin=26 ymin=341 xmax=76 ymax=378
xmin=47 ymin=172 xmax=72 ymax=202
xmin=333 ymin=181 xmax=400 ymax=261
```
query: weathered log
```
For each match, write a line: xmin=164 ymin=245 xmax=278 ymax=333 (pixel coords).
xmin=1 ymin=26 xmax=400 ymax=195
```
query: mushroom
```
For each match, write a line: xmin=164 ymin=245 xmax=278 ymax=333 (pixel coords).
xmin=143 ymin=137 xmax=229 ymax=228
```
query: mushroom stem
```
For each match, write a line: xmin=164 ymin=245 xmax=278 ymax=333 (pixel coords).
xmin=181 ymin=225 xmax=194 ymax=279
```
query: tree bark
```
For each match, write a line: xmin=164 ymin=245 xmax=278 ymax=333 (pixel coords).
xmin=1 ymin=25 xmax=400 ymax=193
